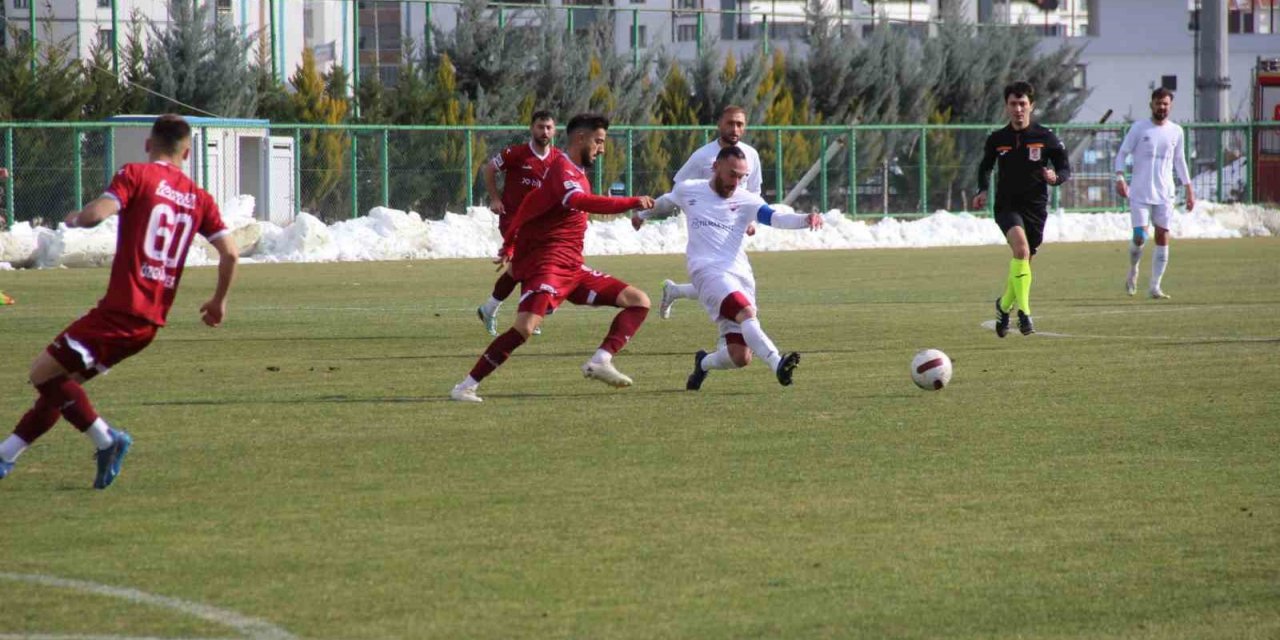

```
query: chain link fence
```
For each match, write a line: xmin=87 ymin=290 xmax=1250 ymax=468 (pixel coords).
xmin=2 ymin=121 xmax=1276 ymax=229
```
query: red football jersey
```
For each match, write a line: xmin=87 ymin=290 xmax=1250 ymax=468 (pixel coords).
xmin=491 ymin=142 xmax=560 ymax=216
xmin=503 ymin=154 xmax=593 ymax=280
xmin=98 ymin=161 xmax=227 ymax=326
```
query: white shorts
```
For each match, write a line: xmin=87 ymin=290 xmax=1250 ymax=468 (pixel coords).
xmin=1131 ymin=202 xmax=1174 ymax=229
xmin=692 ymin=269 xmax=756 ymax=337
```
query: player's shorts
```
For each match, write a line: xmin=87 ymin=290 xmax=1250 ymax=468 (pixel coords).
xmin=46 ymin=307 xmax=158 ymax=380
xmin=693 ymin=269 xmax=757 ymax=338
xmin=516 ymin=265 xmax=630 ymax=316
xmin=1131 ymin=202 xmax=1174 ymax=230
xmin=994 ymin=206 xmax=1047 ymax=255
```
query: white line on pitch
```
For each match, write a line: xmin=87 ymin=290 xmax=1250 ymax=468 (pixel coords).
xmin=0 ymin=573 xmax=296 ymax=640
xmin=978 ymin=319 xmax=1275 ymax=342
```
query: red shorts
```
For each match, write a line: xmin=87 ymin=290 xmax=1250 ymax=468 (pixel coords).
xmin=47 ymin=307 xmax=158 ymax=379
xmin=517 ymin=265 xmax=630 ymax=316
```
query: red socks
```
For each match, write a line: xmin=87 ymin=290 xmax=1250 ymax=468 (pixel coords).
xmin=599 ymin=306 xmax=649 ymax=355
xmin=468 ymin=329 xmax=528 ymax=382
xmin=492 ymin=272 xmax=518 ymax=301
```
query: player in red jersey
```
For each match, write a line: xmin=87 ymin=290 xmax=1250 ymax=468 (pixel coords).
xmin=475 ymin=111 xmax=560 ymax=336
xmin=0 ymin=115 xmax=239 ymax=489
xmin=451 ymin=113 xmax=656 ymax=402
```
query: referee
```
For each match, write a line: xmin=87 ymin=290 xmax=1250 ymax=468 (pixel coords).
xmin=973 ymin=81 xmax=1071 ymax=337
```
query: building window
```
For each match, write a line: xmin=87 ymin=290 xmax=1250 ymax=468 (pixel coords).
xmin=98 ymin=28 xmax=114 ymax=48
xmin=676 ymin=23 xmax=698 ymax=41
xmin=629 ymin=25 xmax=647 ymax=47
xmin=98 ymin=0 xmax=111 ymax=7
xmin=14 ymin=0 xmax=29 ymax=9
xmin=1069 ymin=63 xmax=1086 ymax=92
xmin=676 ymin=0 xmax=698 ymax=9
xmin=1161 ymin=75 xmax=1177 ymax=92
xmin=1227 ymin=0 xmax=1276 ymax=34
xmin=215 ymin=0 xmax=232 ymax=12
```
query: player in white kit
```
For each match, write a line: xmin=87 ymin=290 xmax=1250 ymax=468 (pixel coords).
xmin=641 ymin=146 xmax=822 ymax=390
xmin=633 ymin=106 xmax=763 ymax=319
xmin=1114 ymin=87 xmax=1195 ymax=299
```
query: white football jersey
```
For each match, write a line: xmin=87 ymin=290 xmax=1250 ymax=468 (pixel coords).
xmin=1114 ymin=119 xmax=1191 ymax=206
xmin=673 ymin=179 xmax=770 ymax=279
xmin=673 ymin=140 xmax=763 ymax=195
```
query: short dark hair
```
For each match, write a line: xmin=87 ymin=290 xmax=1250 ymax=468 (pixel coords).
xmin=1151 ymin=87 xmax=1175 ymax=102
xmin=531 ymin=110 xmax=554 ymax=125
xmin=1003 ymin=81 xmax=1036 ymax=104
xmin=150 ymin=114 xmax=192 ymax=154
xmin=720 ymin=105 xmax=747 ymax=120
xmin=715 ymin=146 xmax=746 ymax=162
xmin=566 ymin=112 xmax=610 ymax=136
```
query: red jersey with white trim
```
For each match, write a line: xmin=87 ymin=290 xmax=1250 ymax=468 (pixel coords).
xmin=505 ymin=154 xmax=594 ymax=280
xmin=99 ymin=161 xmax=227 ymax=326
xmin=492 ymin=142 xmax=560 ymax=216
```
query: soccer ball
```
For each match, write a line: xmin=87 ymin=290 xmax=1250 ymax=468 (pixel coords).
xmin=911 ymin=349 xmax=952 ymax=391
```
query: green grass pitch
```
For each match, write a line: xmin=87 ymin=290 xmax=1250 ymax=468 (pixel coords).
xmin=1 ymin=238 xmax=1278 ymax=639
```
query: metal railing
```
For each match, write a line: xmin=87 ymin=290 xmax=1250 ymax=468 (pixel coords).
xmin=1 ymin=121 xmax=1272 ymax=228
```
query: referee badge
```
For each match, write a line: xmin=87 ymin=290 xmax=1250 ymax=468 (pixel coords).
xmin=1028 ymin=147 xmax=1041 ymax=162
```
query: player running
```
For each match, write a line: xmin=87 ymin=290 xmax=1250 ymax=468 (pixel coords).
xmin=450 ymin=113 xmax=655 ymax=403
xmin=1114 ymin=87 xmax=1194 ymax=299
xmin=476 ymin=110 xmax=560 ymax=335
xmin=974 ymin=81 xmax=1071 ymax=337
xmin=633 ymin=106 xmax=763 ymax=319
xmin=0 ymin=115 xmax=238 ymax=488
xmin=640 ymin=146 xmax=821 ymax=390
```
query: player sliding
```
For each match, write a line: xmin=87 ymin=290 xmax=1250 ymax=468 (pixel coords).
xmin=476 ymin=110 xmax=560 ymax=335
xmin=450 ymin=113 xmax=655 ymax=403
xmin=0 ymin=115 xmax=238 ymax=488
xmin=638 ymin=146 xmax=821 ymax=390
xmin=633 ymin=106 xmax=763 ymax=319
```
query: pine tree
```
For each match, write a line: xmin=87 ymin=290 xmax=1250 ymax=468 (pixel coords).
xmin=142 ymin=0 xmax=258 ymax=117
xmin=291 ymin=48 xmax=350 ymax=219
xmin=654 ymin=60 xmax=700 ymax=182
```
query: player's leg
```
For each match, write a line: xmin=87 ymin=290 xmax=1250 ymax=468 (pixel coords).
xmin=2 ymin=315 xmax=144 ymax=488
xmin=659 ymin=279 xmax=698 ymax=319
xmin=1011 ymin=215 xmax=1044 ymax=335
xmin=1149 ymin=205 xmax=1172 ymax=299
xmin=992 ymin=211 xmax=1026 ymax=337
xmin=686 ymin=331 xmax=751 ymax=391
xmin=1127 ymin=205 xmax=1150 ymax=296
xmin=723 ymin=293 xmax=800 ymax=386
xmin=452 ymin=288 xmax=551 ymax=402
xmin=578 ymin=274 xmax=649 ymax=388
xmin=477 ymin=266 xmax=519 ymax=337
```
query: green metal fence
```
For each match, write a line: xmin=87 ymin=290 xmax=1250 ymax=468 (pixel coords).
xmin=1 ymin=121 xmax=1273 ymax=228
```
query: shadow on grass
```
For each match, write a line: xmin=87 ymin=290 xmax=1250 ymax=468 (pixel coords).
xmin=138 ymin=388 xmax=754 ymax=406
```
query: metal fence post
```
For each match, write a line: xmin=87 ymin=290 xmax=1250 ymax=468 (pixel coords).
xmin=380 ymin=128 xmax=390 ymax=207
xmin=73 ymin=130 xmax=83 ymax=210
xmin=352 ymin=2 xmax=361 ymax=120
xmin=626 ymin=128 xmax=634 ymax=196
xmin=696 ymin=12 xmax=704 ymax=56
xmin=110 ymin=0 xmax=120 ymax=77
xmin=350 ymin=132 xmax=359 ymax=219
xmin=918 ymin=127 xmax=928 ymax=214
xmin=424 ymin=2 xmax=433 ymax=54
xmin=632 ymin=9 xmax=640 ymax=67
xmin=465 ymin=128 xmax=474 ymax=207
xmin=847 ymin=127 xmax=856 ymax=217
xmin=105 ymin=125 xmax=115 ymax=181
xmin=200 ymin=127 xmax=210 ymax=189
xmin=4 ymin=128 xmax=13 ymax=227
xmin=1244 ymin=123 xmax=1253 ymax=204
xmin=292 ymin=128 xmax=301 ymax=216
xmin=1217 ymin=128 xmax=1225 ymax=203
xmin=774 ymin=129 xmax=783 ymax=201
xmin=819 ymin=132 xmax=828 ymax=212
xmin=268 ymin=0 xmax=277 ymax=80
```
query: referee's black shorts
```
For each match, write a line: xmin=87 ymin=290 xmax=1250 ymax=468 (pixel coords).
xmin=995 ymin=206 xmax=1047 ymax=255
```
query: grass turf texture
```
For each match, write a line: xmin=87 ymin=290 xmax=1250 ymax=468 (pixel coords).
xmin=1 ymin=238 xmax=1278 ymax=639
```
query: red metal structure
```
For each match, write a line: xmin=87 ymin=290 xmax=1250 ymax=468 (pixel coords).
xmin=1255 ymin=56 xmax=1280 ymax=203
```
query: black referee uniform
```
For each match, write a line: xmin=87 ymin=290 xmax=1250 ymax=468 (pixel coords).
xmin=977 ymin=123 xmax=1071 ymax=254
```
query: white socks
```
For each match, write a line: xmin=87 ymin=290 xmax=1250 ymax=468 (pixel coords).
xmin=739 ymin=318 xmax=782 ymax=371
xmin=457 ymin=375 xmax=480 ymax=390
xmin=1128 ymin=241 xmax=1143 ymax=274
xmin=0 ymin=434 xmax=29 ymax=463
xmin=85 ymin=418 xmax=114 ymax=450
xmin=671 ymin=283 xmax=697 ymax=300
xmin=700 ymin=348 xmax=738 ymax=371
xmin=481 ymin=296 xmax=503 ymax=317
xmin=1151 ymin=245 xmax=1169 ymax=291
xmin=590 ymin=349 xmax=613 ymax=365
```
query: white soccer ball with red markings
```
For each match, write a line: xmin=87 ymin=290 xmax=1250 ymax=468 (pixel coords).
xmin=911 ymin=349 xmax=952 ymax=391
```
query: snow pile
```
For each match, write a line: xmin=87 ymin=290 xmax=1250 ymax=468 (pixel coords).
xmin=0 ymin=201 xmax=1274 ymax=269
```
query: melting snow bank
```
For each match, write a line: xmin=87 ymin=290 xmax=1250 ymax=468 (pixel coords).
xmin=1 ymin=200 xmax=1276 ymax=269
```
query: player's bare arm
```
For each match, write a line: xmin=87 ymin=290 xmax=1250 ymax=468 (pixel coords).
xmin=200 ymin=234 xmax=239 ymax=328
xmin=64 ymin=195 xmax=121 ymax=228
xmin=482 ymin=161 xmax=504 ymax=215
